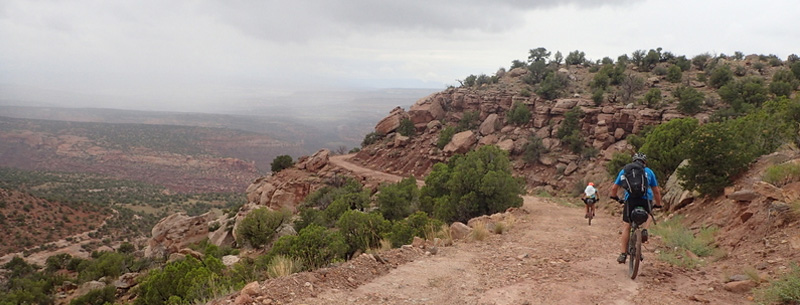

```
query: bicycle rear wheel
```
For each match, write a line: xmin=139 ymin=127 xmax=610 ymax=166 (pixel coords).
xmin=587 ymin=204 xmax=594 ymax=226
xmin=628 ymin=230 xmax=642 ymax=279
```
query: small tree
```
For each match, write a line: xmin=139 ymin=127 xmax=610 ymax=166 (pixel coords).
xmin=565 ymin=50 xmax=586 ymax=65
xmin=236 ymin=208 xmax=291 ymax=248
xmin=553 ymin=51 xmax=564 ymax=66
xmin=507 ymin=101 xmax=532 ymax=125
xmin=437 ymin=126 xmax=456 ymax=149
xmin=557 ymin=107 xmax=583 ymax=139
xmin=692 ymin=53 xmax=712 ymax=71
xmin=642 ymin=88 xmax=662 ymax=108
xmin=619 ymin=73 xmax=645 ymax=103
xmin=522 ymin=135 xmax=547 ymax=164
xmin=421 ymin=145 xmax=524 ymax=223
xmin=536 ymin=72 xmax=569 ymax=100
xmin=678 ymin=122 xmax=752 ymax=196
xmin=528 ymin=47 xmax=550 ymax=63
xmin=271 ymin=155 xmax=294 ymax=173
xmin=666 ymin=65 xmax=682 ymax=83
xmin=708 ymin=65 xmax=734 ymax=88
xmin=361 ymin=132 xmax=383 ymax=147
xmin=639 ymin=118 xmax=699 ymax=180
xmin=674 ymin=86 xmax=704 ymax=115
xmin=377 ymin=176 xmax=420 ymax=221
xmin=397 ymin=118 xmax=415 ymax=137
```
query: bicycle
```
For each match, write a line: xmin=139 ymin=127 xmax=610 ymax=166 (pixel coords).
xmin=611 ymin=196 xmax=660 ymax=279
xmin=582 ymin=196 xmax=597 ymax=225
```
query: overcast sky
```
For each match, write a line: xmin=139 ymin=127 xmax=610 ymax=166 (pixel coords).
xmin=1 ymin=0 xmax=798 ymax=112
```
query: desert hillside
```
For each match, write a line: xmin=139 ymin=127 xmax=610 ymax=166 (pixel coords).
xmin=3 ymin=48 xmax=800 ymax=305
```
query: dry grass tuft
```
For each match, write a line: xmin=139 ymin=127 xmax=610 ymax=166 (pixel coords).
xmin=266 ymin=255 xmax=303 ymax=279
xmin=469 ymin=222 xmax=489 ymax=241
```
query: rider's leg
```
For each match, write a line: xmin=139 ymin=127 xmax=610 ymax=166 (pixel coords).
xmin=620 ymin=222 xmax=631 ymax=254
xmin=585 ymin=203 xmax=590 ymax=218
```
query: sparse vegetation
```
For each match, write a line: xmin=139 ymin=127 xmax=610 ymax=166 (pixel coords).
xmin=763 ymin=162 xmax=800 ymax=186
xmin=507 ymin=101 xmax=532 ymax=125
xmin=265 ymin=255 xmax=303 ymax=279
xmin=755 ymin=264 xmax=800 ymax=305
xmin=420 ymin=145 xmax=524 ymax=223
xmin=271 ymin=155 xmax=294 ymax=173
xmin=651 ymin=216 xmax=722 ymax=269
xmin=235 ymin=208 xmax=291 ymax=248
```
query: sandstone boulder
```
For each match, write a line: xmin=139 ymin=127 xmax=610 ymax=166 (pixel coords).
xmin=450 ymin=222 xmax=472 ymax=240
xmin=479 ymin=114 xmax=501 ymax=136
xmin=144 ymin=212 xmax=215 ymax=258
xmin=298 ymin=149 xmax=330 ymax=172
xmin=443 ymin=131 xmax=477 ymax=154
xmin=375 ymin=107 xmax=406 ymax=135
xmin=408 ymin=94 xmax=446 ymax=124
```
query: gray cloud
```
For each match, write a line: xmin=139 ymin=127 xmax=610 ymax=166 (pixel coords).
xmin=205 ymin=0 xmax=641 ymax=43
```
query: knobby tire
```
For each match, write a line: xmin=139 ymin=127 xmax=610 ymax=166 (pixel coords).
xmin=629 ymin=229 xmax=642 ymax=279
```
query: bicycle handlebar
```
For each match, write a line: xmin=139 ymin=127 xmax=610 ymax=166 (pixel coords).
xmin=609 ymin=196 xmax=663 ymax=209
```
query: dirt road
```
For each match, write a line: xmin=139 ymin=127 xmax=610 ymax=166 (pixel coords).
xmin=249 ymin=155 xmax=749 ymax=305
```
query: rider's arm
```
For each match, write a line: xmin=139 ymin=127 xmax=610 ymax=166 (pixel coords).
xmin=652 ymin=186 xmax=663 ymax=207
xmin=609 ymin=183 xmax=619 ymax=199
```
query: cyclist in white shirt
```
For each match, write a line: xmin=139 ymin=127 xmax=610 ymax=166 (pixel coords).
xmin=582 ymin=182 xmax=598 ymax=218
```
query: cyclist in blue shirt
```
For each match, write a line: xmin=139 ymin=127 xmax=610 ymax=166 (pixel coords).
xmin=609 ymin=153 xmax=663 ymax=264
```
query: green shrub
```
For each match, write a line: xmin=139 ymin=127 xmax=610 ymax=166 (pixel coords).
xmin=377 ymin=176 xmax=420 ymax=221
xmin=421 ymin=145 xmax=524 ymax=223
xmin=606 ymin=152 xmax=631 ymax=177
xmin=134 ymin=256 xmax=229 ymax=305
xmin=386 ymin=211 xmax=443 ymax=248
xmin=45 ymin=253 xmax=72 ymax=272
xmin=619 ymin=73 xmax=645 ymax=103
xmin=457 ymin=111 xmax=480 ymax=132
xmin=562 ymin=131 xmax=584 ymax=154
xmin=507 ymin=101 xmax=532 ymax=125
xmin=536 ymin=72 xmax=569 ymax=100
xmin=692 ymin=53 xmax=712 ymax=71
xmin=770 ymin=81 xmax=794 ymax=98
xmin=565 ymin=50 xmax=586 ymax=65
xmin=708 ymin=65 xmax=734 ymax=88
xmin=269 ymin=224 xmax=347 ymax=270
xmin=336 ymin=210 xmax=390 ymax=254
xmin=361 ymin=132 xmax=383 ymax=147
xmin=652 ymin=65 xmax=668 ymax=76
xmin=397 ymin=118 xmax=415 ymax=137
xmin=674 ymin=86 xmax=705 ymax=115
xmin=642 ymin=88 xmax=662 ymax=108
xmin=591 ymin=88 xmax=605 ymax=106
xmin=69 ymin=285 xmax=116 ymax=305
xmin=671 ymin=55 xmax=691 ymax=71
xmin=678 ymin=122 xmax=752 ymax=196
xmin=387 ymin=220 xmax=416 ymax=248
xmin=556 ymin=107 xmax=583 ymax=140
xmin=437 ymin=126 xmax=456 ymax=149
xmin=718 ymin=76 xmax=767 ymax=111
xmin=77 ymin=251 xmax=136 ymax=283
xmin=235 ymin=208 xmax=291 ymax=248
xmin=763 ymin=162 xmax=800 ymax=186
xmin=522 ymin=135 xmax=547 ymax=164
xmin=270 ymin=155 xmax=294 ymax=173
xmin=755 ymin=264 xmax=800 ymax=305
xmin=590 ymin=71 xmax=611 ymax=90
xmin=639 ymin=118 xmax=699 ymax=180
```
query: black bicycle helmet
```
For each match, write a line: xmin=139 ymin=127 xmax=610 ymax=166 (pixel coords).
xmin=632 ymin=152 xmax=647 ymax=163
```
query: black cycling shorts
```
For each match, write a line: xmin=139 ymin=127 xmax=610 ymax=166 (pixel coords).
xmin=622 ymin=196 xmax=651 ymax=223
